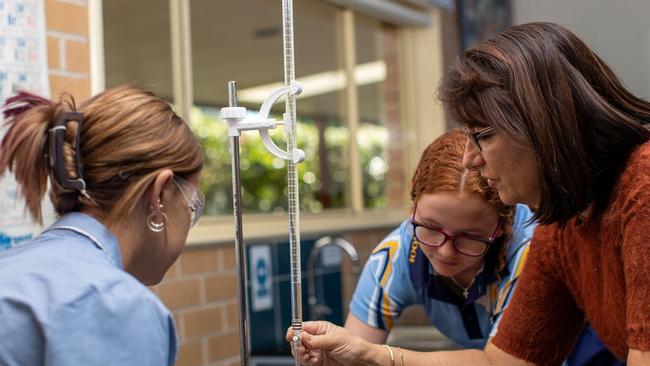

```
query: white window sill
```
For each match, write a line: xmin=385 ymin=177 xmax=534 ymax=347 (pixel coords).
xmin=186 ymin=208 xmax=408 ymax=247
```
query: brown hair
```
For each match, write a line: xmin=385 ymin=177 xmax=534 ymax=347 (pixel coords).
xmin=411 ymin=129 xmax=514 ymax=274
xmin=0 ymin=85 xmax=204 ymax=225
xmin=439 ymin=22 xmax=650 ymax=226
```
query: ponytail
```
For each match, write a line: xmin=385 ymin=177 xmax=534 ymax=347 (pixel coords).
xmin=1 ymin=92 xmax=55 ymax=223
xmin=0 ymin=92 xmax=83 ymax=224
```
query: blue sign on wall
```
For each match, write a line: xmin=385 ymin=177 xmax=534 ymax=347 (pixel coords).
xmin=247 ymin=239 xmax=344 ymax=356
xmin=250 ymin=245 xmax=273 ymax=311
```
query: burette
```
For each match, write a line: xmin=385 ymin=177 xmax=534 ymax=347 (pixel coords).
xmin=219 ymin=1 xmax=304 ymax=365
xmin=281 ymin=0 xmax=304 ymax=360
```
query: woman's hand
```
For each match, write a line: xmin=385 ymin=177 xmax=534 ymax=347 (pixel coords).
xmin=286 ymin=321 xmax=378 ymax=366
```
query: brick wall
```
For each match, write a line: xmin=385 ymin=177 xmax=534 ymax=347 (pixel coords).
xmin=152 ymin=245 xmax=241 ymax=366
xmin=45 ymin=0 xmax=90 ymax=100
xmin=155 ymin=226 xmax=425 ymax=366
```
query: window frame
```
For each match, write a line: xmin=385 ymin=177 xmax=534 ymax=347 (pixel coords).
xmin=93 ymin=0 xmax=448 ymax=245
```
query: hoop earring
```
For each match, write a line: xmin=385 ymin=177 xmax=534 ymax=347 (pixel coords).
xmin=147 ymin=212 xmax=167 ymax=232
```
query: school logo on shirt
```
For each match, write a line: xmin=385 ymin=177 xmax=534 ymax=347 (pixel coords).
xmin=409 ymin=239 xmax=419 ymax=264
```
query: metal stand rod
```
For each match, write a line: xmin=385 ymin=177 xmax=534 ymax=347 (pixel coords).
xmin=228 ymin=81 xmax=250 ymax=366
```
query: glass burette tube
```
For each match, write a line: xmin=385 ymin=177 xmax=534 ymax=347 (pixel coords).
xmin=282 ymin=0 xmax=303 ymax=362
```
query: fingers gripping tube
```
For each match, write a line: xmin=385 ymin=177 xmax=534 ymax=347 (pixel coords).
xmin=220 ymin=81 xmax=305 ymax=163
xmin=291 ymin=326 xmax=302 ymax=360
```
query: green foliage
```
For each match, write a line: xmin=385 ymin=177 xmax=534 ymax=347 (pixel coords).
xmin=189 ymin=107 xmax=389 ymax=215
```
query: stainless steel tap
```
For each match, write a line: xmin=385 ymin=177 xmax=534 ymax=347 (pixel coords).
xmin=306 ymin=236 xmax=361 ymax=320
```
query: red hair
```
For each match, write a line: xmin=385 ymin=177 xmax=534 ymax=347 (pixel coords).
xmin=410 ymin=129 xmax=514 ymax=274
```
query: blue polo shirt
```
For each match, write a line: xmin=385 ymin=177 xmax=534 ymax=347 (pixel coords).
xmin=0 ymin=212 xmax=177 ymax=365
xmin=349 ymin=204 xmax=535 ymax=349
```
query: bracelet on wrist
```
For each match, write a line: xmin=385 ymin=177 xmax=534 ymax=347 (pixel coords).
xmin=383 ymin=344 xmax=395 ymax=366
xmin=395 ymin=346 xmax=404 ymax=366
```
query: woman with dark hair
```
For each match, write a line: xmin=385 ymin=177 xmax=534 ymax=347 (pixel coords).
xmin=287 ymin=22 xmax=648 ymax=365
xmin=445 ymin=21 xmax=650 ymax=365
xmin=0 ymin=85 xmax=204 ymax=365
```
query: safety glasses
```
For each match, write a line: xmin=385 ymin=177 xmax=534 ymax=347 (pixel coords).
xmin=410 ymin=202 xmax=500 ymax=257
xmin=172 ymin=176 xmax=206 ymax=229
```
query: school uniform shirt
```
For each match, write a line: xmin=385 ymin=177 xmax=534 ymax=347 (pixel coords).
xmin=349 ymin=204 xmax=535 ymax=349
xmin=0 ymin=212 xmax=177 ymax=366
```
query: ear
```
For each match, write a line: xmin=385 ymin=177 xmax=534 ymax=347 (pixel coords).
xmin=146 ymin=169 xmax=174 ymax=216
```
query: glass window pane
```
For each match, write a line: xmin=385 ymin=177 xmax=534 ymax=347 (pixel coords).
xmin=355 ymin=15 xmax=405 ymax=209
xmin=190 ymin=0 xmax=348 ymax=215
xmin=103 ymin=0 xmax=173 ymax=100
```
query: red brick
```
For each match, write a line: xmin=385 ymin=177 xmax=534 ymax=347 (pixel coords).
xmin=204 ymin=273 xmax=237 ymax=302
xmin=49 ymin=75 xmax=91 ymax=101
xmin=45 ymin=0 xmax=88 ymax=35
xmin=65 ymin=40 xmax=89 ymax=73
xmin=220 ymin=245 xmax=237 ymax=270
xmin=184 ymin=306 xmax=223 ymax=339
xmin=224 ymin=303 xmax=240 ymax=331
xmin=180 ymin=248 xmax=219 ymax=275
xmin=47 ymin=36 xmax=60 ymax=69
xmin=175 ymin=340 xmax=202 ymax=366
xmin=156 ymin=278 xmax=200 ymax=310
xmin=206 ymin=332 xmax=240 ymax=362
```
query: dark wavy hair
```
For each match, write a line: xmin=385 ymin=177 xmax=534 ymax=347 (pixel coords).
xmin=439 ymin=22 xmax=650 ymax=226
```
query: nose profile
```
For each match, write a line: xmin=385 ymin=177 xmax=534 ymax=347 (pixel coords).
xmin=462 ymin=139 xmax=484 ymax=170
xmin=437 ymin=237 xmax=457 ymax=257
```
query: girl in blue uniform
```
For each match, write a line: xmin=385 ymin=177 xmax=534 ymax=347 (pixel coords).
xmin=347 ymin=129 xmax=533 ymax=347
